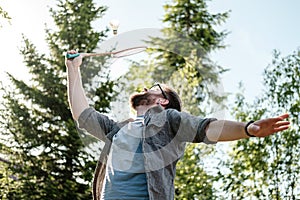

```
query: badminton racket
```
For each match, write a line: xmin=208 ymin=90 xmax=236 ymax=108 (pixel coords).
xmin=66 ymin=46 xmax=147 ymax=59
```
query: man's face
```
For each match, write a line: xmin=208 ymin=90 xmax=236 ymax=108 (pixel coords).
xmin=130 ymin=88 xmax=165 ymax=110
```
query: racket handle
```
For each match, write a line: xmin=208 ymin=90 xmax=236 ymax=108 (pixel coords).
xmin=66 ymin=53 xmax=80 ymax=59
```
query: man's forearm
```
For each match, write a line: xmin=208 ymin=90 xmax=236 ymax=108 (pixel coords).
xmin=206 ymin=120 xmax=249 ymax=142
xmin=67 ymin=66 xmax=89 ymax=120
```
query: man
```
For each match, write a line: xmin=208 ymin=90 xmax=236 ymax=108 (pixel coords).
xmin=66 ymin=51 xmax=290 ymax=200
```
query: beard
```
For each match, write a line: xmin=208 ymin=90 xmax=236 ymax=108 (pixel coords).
xmin=130 ymin=92 xmax=157 ymax=110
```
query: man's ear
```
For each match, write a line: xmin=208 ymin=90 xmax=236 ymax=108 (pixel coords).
xmin=160 ymin=99 xmax=169 ymax=107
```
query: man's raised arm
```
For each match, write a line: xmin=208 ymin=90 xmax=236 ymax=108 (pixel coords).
xmin=206 ymin=114 xmax=290 ymax=142
xmin=65 ymin=50 xmax=89 ymax=120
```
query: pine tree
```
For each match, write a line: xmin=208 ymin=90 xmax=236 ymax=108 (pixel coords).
xmin=0 ymin=0 xmax=114 ymax=199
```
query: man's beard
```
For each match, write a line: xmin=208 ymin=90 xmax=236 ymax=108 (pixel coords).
xmin=130 ymin=92 xmax=157 ymax=109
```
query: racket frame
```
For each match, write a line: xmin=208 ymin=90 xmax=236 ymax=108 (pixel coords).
xmin=66 ymin=46 xmax=147 ymax=59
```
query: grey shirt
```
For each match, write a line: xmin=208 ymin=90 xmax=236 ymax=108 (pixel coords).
xmin=78 ymin=105 xmax=217 ymax=200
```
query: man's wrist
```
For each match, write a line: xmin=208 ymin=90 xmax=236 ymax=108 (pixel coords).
xmin=245 ymin=120 xmax=255 ymax=137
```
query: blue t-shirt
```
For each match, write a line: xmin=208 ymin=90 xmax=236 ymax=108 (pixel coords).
xmin=101 ymin=117 xmax=149 ymax=200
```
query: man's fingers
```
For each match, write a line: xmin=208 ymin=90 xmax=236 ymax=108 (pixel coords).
xmin=274 ymin=125 xmax=290 ymax=132
xmin=67 ymin=49 xmax=77 ymax=54
xmin=278 ymin=113 xmax=289 ymax=120
xmin=270 ymin=113 xmax=289 ymax=123
xmin=272 ymin=115 xmax=290 ymax=133
xmin=274 ymin=121 xmax=290 ymax=128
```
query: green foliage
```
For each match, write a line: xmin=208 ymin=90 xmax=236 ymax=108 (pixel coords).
xmin=0 ymin=6 xmax=11 ymax=28
xmin=163 ymin=0 xmax=229 ymax=51
xmin=122 ymin=0 xmax=229 ymax=116
xmin=175 ymin=144 xmax=216 ymax=200
xmin=47 ymin=0 xmax=107 ymax=63
xmin=0 ymin=0 xmax=113 ymax=199
xmin=219 ymin=49 xmax=300 ymax=199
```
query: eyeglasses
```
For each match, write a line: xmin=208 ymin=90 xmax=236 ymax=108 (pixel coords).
xmin=149 ymin=83 xmax=168 ymax=100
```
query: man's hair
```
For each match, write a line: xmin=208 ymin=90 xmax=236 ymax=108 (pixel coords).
xmin=161 ymin=84 xmax=182 ymax=112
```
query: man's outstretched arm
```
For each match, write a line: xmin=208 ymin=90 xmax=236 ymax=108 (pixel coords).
xmin=206 ymin=114 xmax=290 ymax=142
xmin=65 ymin=50 xmax=89 ymax=120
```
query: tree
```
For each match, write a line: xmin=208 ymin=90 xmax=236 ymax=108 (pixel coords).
xmin=0 ymin=0 xmax=114 ymax=199
xmin=123 ymin=0 xmax=229 ymax=115
xmin=0 ymin=6 xmax=11 ymax=28
xmin=218 ymin=49 xmax=300 ymax=199
xmin=119 ymin=0 xmax=229 ymax=198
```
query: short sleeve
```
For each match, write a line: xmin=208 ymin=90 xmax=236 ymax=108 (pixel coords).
xmin=77 ymin=107 xmax=117 ymax=141
xmin=167 ymin=109 xmax=217 ymax=144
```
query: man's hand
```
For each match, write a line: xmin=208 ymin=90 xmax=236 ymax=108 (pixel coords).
xmin=247 ymin=114 xmax=290 ymax=137
xmin=65 ymin=50 xmax=83 ymax=69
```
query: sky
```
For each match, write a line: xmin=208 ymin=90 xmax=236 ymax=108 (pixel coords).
xmin=0 ymin=0 xmax=299 ymax=118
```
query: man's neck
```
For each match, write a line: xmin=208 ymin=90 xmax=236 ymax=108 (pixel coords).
xmin=135 ymin=104 xmax=161 ymax=116
xmin=136 ymin=106 xmax=151 ymax=116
